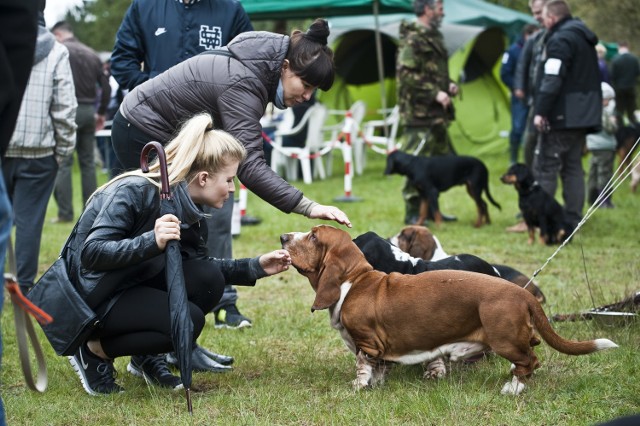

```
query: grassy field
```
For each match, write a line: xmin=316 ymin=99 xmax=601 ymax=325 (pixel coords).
xmin=1 ymin=145 xmax=639 ymax=425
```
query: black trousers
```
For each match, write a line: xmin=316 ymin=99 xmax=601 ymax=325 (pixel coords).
xmin=93 ymin=258 xmax=225 ymax=358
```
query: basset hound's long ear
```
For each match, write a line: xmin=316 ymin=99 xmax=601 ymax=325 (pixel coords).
xmin=404 ymin=226 xmax=435 ymax=261
xmin=310 ymin=227 xmax=354 ymax=311
xmin=311 ymin=256 xmax=345 ymax=311
xmin=405 ymin=228 xmax=422 ymax=258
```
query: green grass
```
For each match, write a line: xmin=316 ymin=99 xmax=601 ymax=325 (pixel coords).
xmin=2 ymin=147 xmax=639 ymax=425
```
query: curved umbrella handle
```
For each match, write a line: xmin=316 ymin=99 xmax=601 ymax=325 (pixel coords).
xmin=140 ymin=141 xmax=170 ymax=198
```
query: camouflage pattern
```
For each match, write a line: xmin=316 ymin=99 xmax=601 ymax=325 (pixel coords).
xmin=396 ymin=20 xmax=456 ymax=218
xmin=396 ymin=20 xmax=454 ymax=128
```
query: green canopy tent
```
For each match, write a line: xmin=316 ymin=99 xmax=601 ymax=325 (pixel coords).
xmin=324 ymin=14 xmax=514 ymax=154
xmin=241 ymin=0 xmax=414 ymax=114
xmin=241 ymin=0 xmax=535 ymax=154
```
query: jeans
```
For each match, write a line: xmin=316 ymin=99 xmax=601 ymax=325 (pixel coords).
xmin=54 ymin=104 xmax=98 ymax=220
xmin=2 ymin=156 xmax=58 ymax=291
xmin=509 ymin=96 xmax=529 ymax=164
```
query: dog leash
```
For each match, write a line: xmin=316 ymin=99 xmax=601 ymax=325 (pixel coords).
xmin=4 ymin=237 xmax=51 ymax=392
xmin=524 ymin=136 xmax=640 ymax=292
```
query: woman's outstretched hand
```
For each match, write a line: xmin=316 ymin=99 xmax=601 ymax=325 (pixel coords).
xmin=259 ymin=249 xmax=292 ymax=275
xmin=309 ymin=204 xmax=352 ymax=228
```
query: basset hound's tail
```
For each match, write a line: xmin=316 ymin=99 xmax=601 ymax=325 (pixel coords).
xmin=529 ymin=298 xmax=618 ymax=355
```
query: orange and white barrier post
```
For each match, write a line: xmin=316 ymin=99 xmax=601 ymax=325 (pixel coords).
xmin=239 ymin=184 xmax=248 ymax=220
xmin=334 ymin=111 xmax=362 ymax=202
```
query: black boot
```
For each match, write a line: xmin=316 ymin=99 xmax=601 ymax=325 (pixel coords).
xmin=404 ymin=197 xmax=424 ymax=225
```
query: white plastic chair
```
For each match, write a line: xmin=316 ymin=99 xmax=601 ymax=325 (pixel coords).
xmin=323 ymin=100 xmax=367 ymax=175
xmin=362 ymin=105 xmax=401 ymax=154
xmin=270 ymin=103 xmax=328 ymax=184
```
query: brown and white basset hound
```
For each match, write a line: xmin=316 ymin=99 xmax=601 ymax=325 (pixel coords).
xmin=280 ymin=225 xmax=617 ymax=395
xmin=388 ymin=225 xmax=447 ymax=261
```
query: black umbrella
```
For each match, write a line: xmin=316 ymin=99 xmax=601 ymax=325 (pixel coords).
xmin=140 ymin=141 xmax=194 ymax=414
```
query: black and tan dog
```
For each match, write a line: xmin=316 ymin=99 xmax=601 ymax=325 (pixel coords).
xmin=281 ymin=225 xmax=616 ymax=395
xmin=388 ymin=225 xmax=546 ymax=302
xmin=384 ymin=151 xmax=501 ymax=227
xmin=501 ymin=163 xmax=573 ymax=245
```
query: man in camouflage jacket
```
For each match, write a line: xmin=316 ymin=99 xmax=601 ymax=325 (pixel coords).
xmin=396 ymin=0 xmax=458 ymax=223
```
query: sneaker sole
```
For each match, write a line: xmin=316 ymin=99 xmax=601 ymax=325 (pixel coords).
xmin=214 ymin=319 xmax=252 ymax=329
xmin=127 ymin=362 xmax=184 ymax=391
xmin=68 ymin=356 xmax=123 ymax=396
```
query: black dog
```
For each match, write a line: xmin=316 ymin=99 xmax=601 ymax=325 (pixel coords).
xmin=501 ymin=163 xmax=573 ymax=245
xmin=384 ymin=151 xmax=501 ymax=227
xmin=353 ymin=231 xmax=545 ymax=302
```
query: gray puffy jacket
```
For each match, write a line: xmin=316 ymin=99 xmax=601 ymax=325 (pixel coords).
xmin=120 ymin=31 xmax=302 ymax=213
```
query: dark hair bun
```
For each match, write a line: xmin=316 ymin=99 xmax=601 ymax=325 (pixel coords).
xmin=304 ymin=18 xmax=330 ymax=46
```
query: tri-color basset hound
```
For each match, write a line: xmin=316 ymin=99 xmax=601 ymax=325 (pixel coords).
xmin=386 ymin=225 xmax=546 ymax=303
xmin=281 ymin=225 xmax=616 ymax=395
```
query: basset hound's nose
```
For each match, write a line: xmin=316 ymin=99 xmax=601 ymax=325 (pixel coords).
xmin=280 ymin=234 xmax=291 ymax=245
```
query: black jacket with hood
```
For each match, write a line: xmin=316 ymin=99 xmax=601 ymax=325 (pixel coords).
xmin=534 ymin=16 xmax=602 ymax=133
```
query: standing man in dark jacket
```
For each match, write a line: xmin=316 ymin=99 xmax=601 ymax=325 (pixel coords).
xmin=52 ymin=21 xmax=111 ymax=223
xmin=110 ymin=0 xmax=255 ymax=335
xmin=610 ymin=41 xmax=640 ymax=128
xmin=533 ymin=0 xmax=602 ymax=228
xmin=513 ymin=0 xmax=548 ymax=170
xmin=506 ymin=0 xmax=547 ymax=233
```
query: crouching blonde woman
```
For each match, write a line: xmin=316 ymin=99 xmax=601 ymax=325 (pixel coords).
xmin=58 ymin=113 xmax=291 ymax=395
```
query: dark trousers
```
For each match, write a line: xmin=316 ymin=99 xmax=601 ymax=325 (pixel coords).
xmin=54 ymin=104 xmax=98 ymax=220
xmin=94 ymin=258 xmax=225 ymax=358
xmin=2 ymin=156 xmax=58 ymax=291
xmin=614 ymin=88 xmax=638 ymax=127
xmin=533 ymin=129 xmax=586 ymax=227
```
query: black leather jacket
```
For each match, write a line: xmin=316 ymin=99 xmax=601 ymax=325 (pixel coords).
xmin=63 ymin=175 xmax=266 ymax=311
